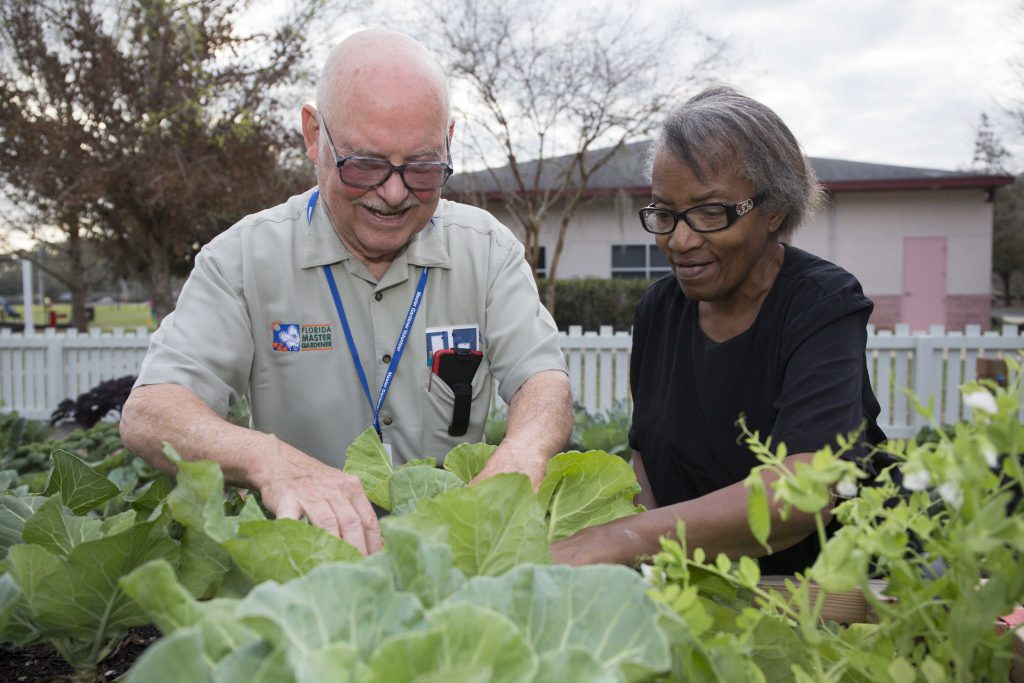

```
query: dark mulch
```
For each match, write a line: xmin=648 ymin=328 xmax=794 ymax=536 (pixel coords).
xmin=0 ymin=626 xmax=159 ymax=682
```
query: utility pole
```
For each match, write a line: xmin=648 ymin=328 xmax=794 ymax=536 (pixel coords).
xmin=21 ymin=258 xmax=34 ymax=335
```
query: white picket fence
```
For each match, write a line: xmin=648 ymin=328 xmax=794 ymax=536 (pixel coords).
xmin=2 ymin=324 xmax=1024 ymax=439
xmin=0 ymin=327 xmax=151 ymax=421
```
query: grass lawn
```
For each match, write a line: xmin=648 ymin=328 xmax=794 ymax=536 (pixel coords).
xmin=4 ymin=303 xmax=154 ymax=332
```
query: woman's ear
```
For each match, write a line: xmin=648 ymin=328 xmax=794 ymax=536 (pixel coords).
xmin=767 ymin=210 xmax=787 ymax=234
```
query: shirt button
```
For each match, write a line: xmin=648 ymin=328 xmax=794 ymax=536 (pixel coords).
xmin=382 ymin=354 xmax=392 ymax=364
xmin=381 ymin=414 xmax=393 ymax=425
xmin=374 ymin=292 xmax=383 ymax=302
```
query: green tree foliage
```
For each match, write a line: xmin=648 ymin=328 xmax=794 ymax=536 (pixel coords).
xmin=0 ymin=0 xmax=321 ymax=321
xmin=993 ymin=176 xmax=1024 ymax=305
xmin=970 ymin=113 xmax=1020 ymax=305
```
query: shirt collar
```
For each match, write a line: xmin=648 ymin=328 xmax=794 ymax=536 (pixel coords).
xmin=299 ymin=189 xmax=452 ymax=272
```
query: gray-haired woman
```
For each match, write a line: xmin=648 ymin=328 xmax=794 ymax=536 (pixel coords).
xmin=552 ymin=86 xmax=886 ymax=573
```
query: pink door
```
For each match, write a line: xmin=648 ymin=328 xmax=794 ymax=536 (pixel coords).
xmin=901 ymin=237 xmax=946 ymax=331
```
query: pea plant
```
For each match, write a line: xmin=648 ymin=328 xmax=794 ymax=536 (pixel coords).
xmin=646 ymin=359 xmax=1024 ymax=682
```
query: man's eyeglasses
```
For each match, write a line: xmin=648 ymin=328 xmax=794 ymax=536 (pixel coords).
xmin=319 ymin=115 xmax=454 ymax=192
xmin=638 ymin=190 xmax=770 ymax=235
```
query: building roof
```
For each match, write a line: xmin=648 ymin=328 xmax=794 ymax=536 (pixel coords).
xmin=444 ymin=140 xmax=1014 ymax=200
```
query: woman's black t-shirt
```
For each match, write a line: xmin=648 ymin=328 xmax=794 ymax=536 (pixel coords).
xmin=628 ymin=244 xmax=886 ymax=575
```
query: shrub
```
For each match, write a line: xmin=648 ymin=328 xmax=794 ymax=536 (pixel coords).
xmin=537 ymin=277 xmax=657 ymax=332
xmin=50 ymin=376 xmax=136 ymax=429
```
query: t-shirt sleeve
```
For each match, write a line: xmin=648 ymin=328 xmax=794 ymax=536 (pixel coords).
xmin=134 ymin=238 xmax=254 ymax=417
xmin=483 ymin=237 xmax=567 ymax=403
xmin=770 ymin=287 xmax=874 ymax=456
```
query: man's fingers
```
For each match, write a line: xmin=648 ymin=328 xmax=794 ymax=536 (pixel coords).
xmin=299 ymin=499 xmax=342 ymax=539
xmin=273 ymin=498 xmax=304 ymax=522
xmin=327 ymin=496 xmax=370 ymax=556
xmin=350 ymin=492 xmax=383 ymax=554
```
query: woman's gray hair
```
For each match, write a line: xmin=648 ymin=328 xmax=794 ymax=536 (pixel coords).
xmin=648 ymin=85 xmax=825 ymax=239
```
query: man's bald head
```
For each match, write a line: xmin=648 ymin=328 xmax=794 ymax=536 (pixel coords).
xmin=316 ymin=29 xmax=450 ymax=125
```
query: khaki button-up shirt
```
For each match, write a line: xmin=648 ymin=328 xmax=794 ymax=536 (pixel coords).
xmin=136 ymin=189 xmax=566 ymax=467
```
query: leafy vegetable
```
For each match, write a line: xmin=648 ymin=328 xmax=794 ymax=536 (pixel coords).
xmin=537 ymin=450 xmax=641 ymax=541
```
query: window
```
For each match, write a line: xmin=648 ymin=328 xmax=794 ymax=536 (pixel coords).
xmin=610 ymin=244 xmax=671 ymax=279
xmin=525 ymin=245 xmax=547 ymax=278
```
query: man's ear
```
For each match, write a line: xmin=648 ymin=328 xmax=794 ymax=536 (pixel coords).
xmin=448 ymin=119 xmax=455 ymax=144
xmin=301 ymin=104 xmax=320 ymax=163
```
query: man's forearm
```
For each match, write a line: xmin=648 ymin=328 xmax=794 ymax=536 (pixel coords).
xmin=473 ymin=370 xmax=573 ymax=489
xmin=502 ymin=370 xmax=573 ymax=458
xmin=119 ymin=383 xmax=274 ymax=489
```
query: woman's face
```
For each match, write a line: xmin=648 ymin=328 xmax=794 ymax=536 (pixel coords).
xmin=650 ymin=150 xmax=783 ymax=304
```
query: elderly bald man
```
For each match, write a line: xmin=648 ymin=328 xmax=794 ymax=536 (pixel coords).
xmin=120 ymin=30 xmax=573 ymax=555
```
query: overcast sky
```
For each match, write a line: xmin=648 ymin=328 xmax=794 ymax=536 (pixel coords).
xmin=657 ymin=0 xmax=1023 ymax=172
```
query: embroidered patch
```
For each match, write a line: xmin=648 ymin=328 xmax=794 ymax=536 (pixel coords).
xmin=425 ymin=324 xmax=479 ymax=365
xmin=272 ymin=322 xmax=334 ymax=352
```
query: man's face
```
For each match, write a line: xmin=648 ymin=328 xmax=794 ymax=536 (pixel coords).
xmin=303 ymin=84 xmax=450 ymax=270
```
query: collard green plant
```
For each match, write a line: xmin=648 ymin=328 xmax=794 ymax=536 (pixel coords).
xmin=124 ymin=527 xmax=671 ymax=683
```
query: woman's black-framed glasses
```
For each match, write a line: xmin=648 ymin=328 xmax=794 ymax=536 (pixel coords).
xmin=638 ymin=190 xmax=770 ymax=235
xmin=319 ymin=115 xmax=454 ymax=192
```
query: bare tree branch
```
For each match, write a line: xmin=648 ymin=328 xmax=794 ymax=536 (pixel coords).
xmin=408 ymin=0 xmax=728 ymax=312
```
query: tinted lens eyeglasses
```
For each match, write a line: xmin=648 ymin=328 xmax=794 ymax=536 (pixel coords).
xmin=320 ymin=116 xmax=453 ymax=192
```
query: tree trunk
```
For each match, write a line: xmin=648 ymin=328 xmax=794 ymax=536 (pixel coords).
xmin=146 ymin=244 xmax=175 ymax=324
xmin=997 ymin=270 xmax=1013 ymax=306
xmin=65 ymin=223 xmax=91 ymax=331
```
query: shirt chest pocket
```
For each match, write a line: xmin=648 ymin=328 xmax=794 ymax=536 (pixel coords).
xmin=420 ymin=358 xmax=493 ymax=457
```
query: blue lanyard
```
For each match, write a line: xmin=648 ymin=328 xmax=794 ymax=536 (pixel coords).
xmin=308 ymin=190 xmax=429 ymax=438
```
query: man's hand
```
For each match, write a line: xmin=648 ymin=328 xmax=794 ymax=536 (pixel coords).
xmin=253 ymin=438 xmax=382 ymax=556
xmin=121 ymin=384 xmax=383 ymax=556
xmin=471 ymin=370 xmax=573 ymax=491
xmin=471 ymin=441 xmax=548 ymax=491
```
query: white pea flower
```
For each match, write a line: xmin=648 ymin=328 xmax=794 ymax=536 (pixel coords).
xmin=980 ymin=440 xmax=999 ymax=469
xmin=963 ymin=389 xmax=998 ymax=416
xmin=639 ymin=563 xmax=655 ymax=582
xmin=937 ymin=481 xmax=964 ymax=509
xmin=835 ymin=477 xmax=858 ymax=499
xmin=902 ymin=468 xmax=931 ymax=492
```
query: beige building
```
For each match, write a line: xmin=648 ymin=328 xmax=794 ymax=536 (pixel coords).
xmin=447 ymin=142 xmax=1011 ymax=332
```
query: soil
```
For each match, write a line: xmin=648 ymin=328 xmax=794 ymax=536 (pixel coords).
xmin=0 ymin=626 xmax=159 ymax=682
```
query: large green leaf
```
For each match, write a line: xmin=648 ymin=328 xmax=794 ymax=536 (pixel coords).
xmin=237 ymin=563 xmax=426 ymax=661
xmin=389 ymin=466 xmax=465 ymax=515
xmin=165 ymin=457 xmax=238 ymax=543
xmin=342 ymin=428 xmax=394 ymax=509
xmin=443 ymin=442 xmax=497 ymax=483
xmin=120 ymin=560 xmax=257 ymax=662
xmin=366 ymin=603 xmax=536 ymax=683
xmin=0 ymin=492 xmax=50 ymax=558
xmin=370 ymin=520 xmax=465 ymax=609
xmin=291 ymin=642 xmax=368 ymax=683
xmin=222 ymin=519 xmax=361 ymax=584
xmin=407 ymin=473 xmax=552 ymax=576
xmin=537 ymin=450 xmax=640 ymax=542
xmin=43 ymin=449 xmax=121 ymax=515
xmin=0 ymin=572 xmax=21 ymax=635
xmin=124 ymin=627 xmax=215 ymax=683
xmin=535 ymin=647 xmax=620 ymax=683
xmin=21 ymin=495 xmax=106 ymax=556
xmin=0 ymin=469 xmax=19 ymax=491
xmin=124 ymin=475 xmax=175 ymax=519
xmin=447 ymin=564 xmax=671 ymax=680
xmin=214 ymin=641 xmax=292 ymax=683
xmin=5 ymin=515 xmax=178 ymax=670
xmin=177 ymin=527 xmax=233 ymax=600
